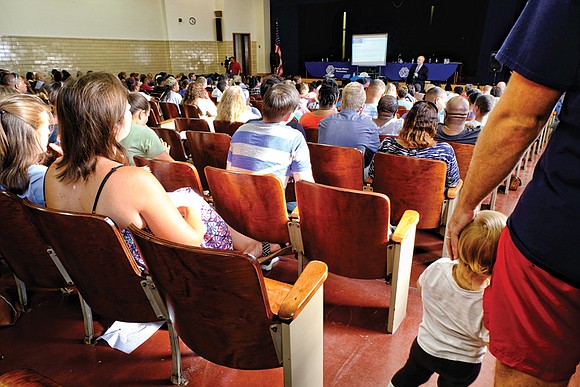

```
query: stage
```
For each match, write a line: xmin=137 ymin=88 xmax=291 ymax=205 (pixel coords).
xmin=305 ymin=61 xmax=461 ymax=83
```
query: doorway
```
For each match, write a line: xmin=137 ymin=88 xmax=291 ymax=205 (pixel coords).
xmin=233 ymin=33 xmax=251 ymax=76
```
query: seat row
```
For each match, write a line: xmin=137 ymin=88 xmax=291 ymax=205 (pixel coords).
xmin=0 ymin=190 xmax=328 ymax=386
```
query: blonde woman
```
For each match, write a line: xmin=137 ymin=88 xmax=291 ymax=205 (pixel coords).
xmin=215 ymin=86 xmax=260 ymax=123
xmin=0 ymin=94 xmax=52 ymax=205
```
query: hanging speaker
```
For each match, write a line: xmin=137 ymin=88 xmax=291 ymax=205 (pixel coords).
xmin=489 ymin=51 xmax=503 ymax=73
xmin=215 ymin=18 xmax=223 ymax=41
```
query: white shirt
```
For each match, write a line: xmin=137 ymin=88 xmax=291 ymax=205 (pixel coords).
xmin=417 ymin=258 xmax=489 ymax=364
xmin=375 ymin=117 xmax=404 ymax=136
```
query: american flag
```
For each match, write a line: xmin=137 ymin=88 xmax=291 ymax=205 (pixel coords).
xmin=274 ymin=20 xmax=284 ymax=76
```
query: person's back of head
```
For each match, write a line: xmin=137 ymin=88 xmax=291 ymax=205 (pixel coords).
xmin=468 ymin=90 xmax=482 ymax=105
xmin=399 ymin=100 xmax=439 ymax=148
xmin=444 ymin=95 xmax=469 ymax=126
xmin=474 ymin=94 xmax=496 ymax=117
xmin=458 ymin=210 xmax=507 ymax=277
xmin=445 ymin=83 xmax=453 ymax=92
xmin=195 ymin=76 xmax=208 ymax=88
xmin=397 ymin=86 xmax=409 ymax=99
xmin=366 ymin=79 xmax=386 ymax=103
xmin=216 ymin=80 xmax=228 ymax=93
xmin=490 ymin=86 xmax=503 ymax=98
xmin=183 ymin=81 xmax=207 ymax=105
xmin=318 ymin=78 xmax=339 ymax=108
xmin=377 ymin=95 xmax=398 ymax=117
xmin=482 ymin=85 xmax=492 ymax=94
xmin=0 ymin=94 xmax=51 ymax=194
xmin=216 ymin=86 xmax=247 ymax=122
xmin=128 ymin=91 xmax=150 ymax=116
xmin=262 ymin=83 xmax=300 ymax=122
xmin=425 ymin=86 xmax=447 ymax=105
xmin=56 ymin=72 xmax=129 ymax=182
xmin=1 ymin=73 xmax=18 ymax=89
xmin=454 ymin=85 xmax=464 ymax=95
xmin=341 ymin=82 xmax=366 ymax=112
xmin=385 ymin=82 xmax=397 ymax=97
xmin=260 ymin=75 xmax=283 ymax=98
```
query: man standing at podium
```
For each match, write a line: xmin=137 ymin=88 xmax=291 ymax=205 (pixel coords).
xmin=406 ymin=55 xmax=429 ymax=92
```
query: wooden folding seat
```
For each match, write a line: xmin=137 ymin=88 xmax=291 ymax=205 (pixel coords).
xmin=0 ymin=368 xmax=61 ymax=386
xmin=184 ymin=131 xmax=230 ymax=192
xmin=159 ymin=101 xmax=181 ymax=119
xmin=182 ymin=103 xmax=201 ymax=118
xmin=307 ymin=143 xmax=364 ymax=190
xmin=447 ymin=142 xmax=474 ymax=180
xmin=173 ymin=117 xmax=211 ymax=133
xmin=0 ymin=191 xmax=85 ymax=313
xmin=250 ymin=99 xmax=263 ymax=114
xmin=133 ymin=156 xmax=204 ymax=197
xmin=130 ymin=225 xmax=328 ymax=387
xmin=22 ymin=202 xmax=186 ymax=386
xmin=204 ymin=167 xmax=295 ymax=259
xmin=147 ymin=100 xmax=162 ymax=127
xmin=396 ymin=105 xmax=408 ymax=118
xmin=152 ymin=128 xmax=188 ymax=162
xmin=367 ymin=153 xmax=462 ymax=257
xmin=294 ymin=180 xmax=419 ymax=333
xmin=304 ymin=128 xmax=318 ymax=143
xmin=213 ymin=120 xmax=244 ymax=137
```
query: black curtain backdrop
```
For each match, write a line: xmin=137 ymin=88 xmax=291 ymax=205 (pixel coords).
xmin=270 ymin=0 xmax=526 ymax=85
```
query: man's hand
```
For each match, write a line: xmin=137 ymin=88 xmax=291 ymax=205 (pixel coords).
xmin=446 ymin=205 xmax=478 ymax=259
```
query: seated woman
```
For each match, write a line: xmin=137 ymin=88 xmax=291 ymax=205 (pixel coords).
xmin=44 ymin=72 xmax=276 ymax=269
xmin=299 ymin=78 xmax=339 ymax=129
xmin=182 ymin=81 xmax=217 ymax=117
xmin=0 ymin=94 xmax=52 ymax=205
xmin=215 ymin=86 xmax=260 ymax=123
xmin=120 ymin=92 xmax=173 ymax=166
xmin=368 ymin=100 xmax=459 ymax=190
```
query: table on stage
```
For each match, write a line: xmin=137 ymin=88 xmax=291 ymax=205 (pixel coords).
xmin=304 ymin=62 xmax=461 ymax=83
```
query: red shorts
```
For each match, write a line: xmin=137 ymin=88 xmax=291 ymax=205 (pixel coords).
xmin=483 ymin=228 xmax=580 ymax=382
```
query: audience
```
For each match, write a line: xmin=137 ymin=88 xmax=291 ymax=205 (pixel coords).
xmin=397 ymin=86 xmax=413 ymax=110
xmin=43 ymin=72 xmax=271 ymax=268
xmin=159 ymin=76 xmax=183 ymax=112
xmin=424 ymin=86 xmax=448 ymax=123
xmin=0 ymin=94 xmax=52 ymax=205
xmin=466 ymin=94 xmax=496 ymax=129
xmin=318 ymin=81 xmax=380 ymax=167
xmin=368 ymin=100 xmax=459 ymax=191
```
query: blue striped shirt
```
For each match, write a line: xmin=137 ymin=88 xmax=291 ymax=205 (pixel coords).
xmin=368 ymin=137 xmax=460 ymax=188
xmin=227 ymin=121 xmax=312 ymax=188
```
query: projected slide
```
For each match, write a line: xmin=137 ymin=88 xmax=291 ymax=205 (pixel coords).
xmin=352 ymin=33 xmax=388 ymax=66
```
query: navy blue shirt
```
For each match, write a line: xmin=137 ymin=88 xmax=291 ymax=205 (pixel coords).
xmin=497 ymin=0 xmax=580 ymax=287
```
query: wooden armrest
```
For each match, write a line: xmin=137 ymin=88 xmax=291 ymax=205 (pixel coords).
xmin=446 ymin=179 xmax=463 ymax=199
xmin=257 ymin=244 xmax=294 ymax=264
xmin=264 ymin=278 xmax=293 ymax=316
xmin=392 ymin=210 xmax=420 ymax=243
xmin=278 ymin=260 xmax=328 ymax=321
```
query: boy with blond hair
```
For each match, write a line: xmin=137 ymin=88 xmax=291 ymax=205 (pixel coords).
xmin=390 ymin=210 xmax=507 ymax=387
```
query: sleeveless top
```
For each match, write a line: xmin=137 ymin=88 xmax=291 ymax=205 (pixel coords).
xmin=92 ymin=166 xmax=233 ymax=271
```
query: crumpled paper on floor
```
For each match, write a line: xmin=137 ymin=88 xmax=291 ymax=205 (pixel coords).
xmin=97 ymin=321 xmax=164 ymax=354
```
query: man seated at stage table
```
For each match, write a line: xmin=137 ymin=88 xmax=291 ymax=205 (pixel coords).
xmin=318 ymin=82 xmax=380 ymax=167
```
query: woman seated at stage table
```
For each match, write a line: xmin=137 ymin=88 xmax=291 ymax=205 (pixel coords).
xmin=299 ymin=78 xmax=339 ymax=129
xmin=182 ymin=81 xmax=217 ymax=117
xmin=0 ymin=94 xmax=52 ymax=205
xmin=43 ymin=72 xmax=276 ymax=270
xmin=368 ymin=100 xmax=459 ymax=190
xmin=215 ymin=85 xmax=260 ymax=124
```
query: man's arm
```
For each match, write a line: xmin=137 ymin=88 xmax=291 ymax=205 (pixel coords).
xmin=447 ymin=72 xmax=562 ymax=258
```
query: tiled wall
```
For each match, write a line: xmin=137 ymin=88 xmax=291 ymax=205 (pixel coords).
xmin=0 ymin=36 xmax=257 ymax=77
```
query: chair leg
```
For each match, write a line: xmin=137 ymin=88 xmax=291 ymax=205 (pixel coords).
xmin=78 ymin=293 xmax=94 ymax=345
xmin=14 ymin=276 xmax=29 ymax=312
xmin=167 ymin=321 xmax=187 ymax=385
xmin=281 ymin=286 xmax=324 ymax=387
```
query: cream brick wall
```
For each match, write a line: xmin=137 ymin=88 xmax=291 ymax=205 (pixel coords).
xmin=0 ymin=36 xmax=257 ymax=76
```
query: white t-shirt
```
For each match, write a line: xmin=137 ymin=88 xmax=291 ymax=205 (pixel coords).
xmin=417 ymin=258 xmax=489 ymax=364
xmin=376 ymin=117 xmax=404 ymax=136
